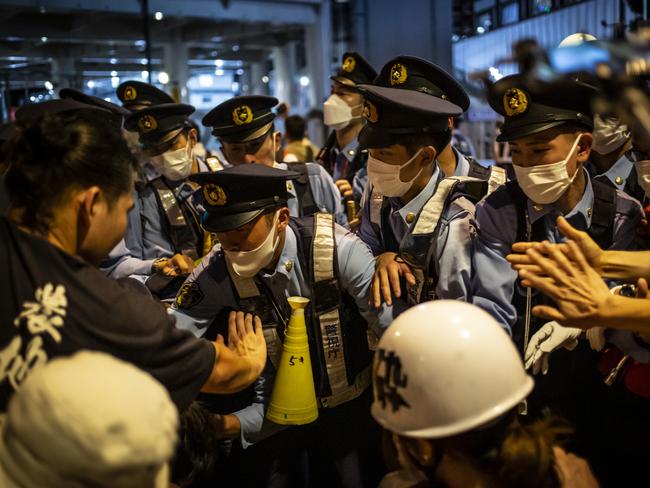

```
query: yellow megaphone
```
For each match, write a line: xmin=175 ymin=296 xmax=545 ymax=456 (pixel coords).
xmin=266 ymin=296 xmax=319 ymax=425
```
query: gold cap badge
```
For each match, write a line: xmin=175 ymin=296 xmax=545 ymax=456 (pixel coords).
xmin=203 ymin=183 xmax=227 ymax=206
xmin=390 ymin=63 xmax=408 ymax=86
xmin=123 ymin=86 xmax=137 ymax=101
xmin=138 ymin=115 xmax=157 ymax=133
xmin=503 ymin=88 xmax=528 ymax=116
xmin=342 ymin=56 xmax=356 ymax=73
xmin=363 ymin=100 xmax=379 ymax=124
xmin=232 ymin=105 xmax=253 ymax=126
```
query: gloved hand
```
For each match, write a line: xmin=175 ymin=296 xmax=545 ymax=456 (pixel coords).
xmin=524 ymin=321 xmax=583 ymax=375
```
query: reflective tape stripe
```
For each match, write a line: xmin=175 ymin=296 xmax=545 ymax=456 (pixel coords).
xmin=154 ymin=184 xmax=187 ymax=227
xmin=369 ymin=189 xmax=384 ymax=225
xmin=412 ymin=177 xmax=460 ymax=235
xmin=313 ymin=213 xmax=335 ymax=283
xmin=487 ymin=166 xmax=507 ymax=195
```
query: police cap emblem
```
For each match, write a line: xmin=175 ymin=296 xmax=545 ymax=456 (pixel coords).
xmin=123 ymin=86 xmax=137 ymax=101
xmin=176 ymin=282 xmax=204 ymax=309
xmin=363 ymin=100 xmax=379 ymax=124
xmin=503 ymin=87 xmax=528 ymax=116
xmin=232 ymin=105 xmax=253 ymax=126
xmin=138 ymin=114 xmax=157 ymax=133
xmin=390 ymin=63 xmax=408 ymax=86
xmin=342 ymin=56 xmax=356 ymax=73
xmin=203 ymin=183 xmax=227 ymax=206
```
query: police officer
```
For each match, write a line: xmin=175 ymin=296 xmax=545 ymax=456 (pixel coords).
xmin=470 ymin=74 xmax=644 ymax=484
xmin=116 ymin=80 xmax=175 ymax=110
xmin=202 ymin=95 xmax=348 ymax=227
xmin=171 ymin=164 xmax=402 ymax=487
xmin=105 ymin=103 xmax=217 ymax=298
xmin=356 ymin=77 xmax=486 ymax=308
xmin=59 ymin=87 xmax=131 ymax=129
xmin=317 ymin=52 xmax=377 ymax=204
xmin=370 ymin=56 xmax=506 ymax=189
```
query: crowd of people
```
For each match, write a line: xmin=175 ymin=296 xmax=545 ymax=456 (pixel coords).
xmin=0 ymin=31 xmax=649 ymax=488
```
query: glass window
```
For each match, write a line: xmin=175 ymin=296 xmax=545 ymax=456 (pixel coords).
xmin=532 ymin=0 xmax=553 ymax=15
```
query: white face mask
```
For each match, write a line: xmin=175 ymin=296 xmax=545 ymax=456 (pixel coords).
xmin=223 ymin=211 xmax=280 ymax=278
xmin=514 ymin=136 xmax=582 ymax=205
xmin=323 ymin=94 xmax=361 ymax=130
xmin=635 ymin=160 xmax=650 ymax=197
xmin=592 ymin=114 xmax=630 ymax=155
xmin=368 ymin=149 xmax=425 ymax=198
xmin=151 ymin=139 xmax=194 ymax=181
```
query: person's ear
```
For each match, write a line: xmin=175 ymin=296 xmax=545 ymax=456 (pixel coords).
xmin=277 ymin=207 xmax=290 ymax=232
xmin=447 ymin=117 xmax=454 ymax=129
xmin=419 ymin=146 xmax=437 ymax=167
xmin=576 ymin=132 xmax=593 ymax=164
xmin=79 ymin=186 xmax=102 ymax=221
xmin=273 ymin=131 xmax=282 ymax=148
xmin=188 ymin=128 xmax=198 ymax=147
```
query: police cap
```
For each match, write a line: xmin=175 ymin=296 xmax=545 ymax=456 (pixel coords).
xmin=489 ymin=74 xmax=596 ymax=142
xmin=202 ymin=95 xmax=278 ymax=143
xmin=331 ymin=52 xmax=377 ymax=87
xmin=116 ymin=81 xmax=175 ymax=110
xmin=190 ymin=164 xmax=299 ymax=232
xmin=124 ymin=103 xmax=195 ymax=149
xmin=374 ymin=56 xmax=470 ymax=112
xmin=357 ymin=84 xmax=462 ymax=149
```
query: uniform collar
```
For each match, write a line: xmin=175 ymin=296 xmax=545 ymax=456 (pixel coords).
xmin=595 ymin=153 xmax=634 ymax=190
xmin=393 ymin=166 xmax=441 ymax=225
xmin=260 ymin=225 xmax=297 ymax=280
xmin=273 ymin=161 xmax=298 ymax=197
xmin=452 ymin=146 xmax=470 ymax=177
xmin=333 ymin=138 xmax=358 ymax=161
xmin=527 ymin=168 xmax=594 ymax=227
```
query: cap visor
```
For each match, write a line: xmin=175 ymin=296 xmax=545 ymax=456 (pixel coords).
xmin=358 ymin=125 xmax=400 ymax=149
xmin=497 ymin=120 xmax=568 ymax=142
xmin=358 ymin=84 xmax=463 ymax=117
xmin=202 ymin=208 xmax=265 ymax=233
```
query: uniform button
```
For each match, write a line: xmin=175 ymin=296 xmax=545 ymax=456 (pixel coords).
xmin=284 ymin=260 xmax=293 ymax=272
xmin=533 ymin=204 xmax=544 ymax=212
xmin=587 ymin=207 xmax=592 ymax=218
xmin=406 ymin=212 xmax=415 ymax=224
xmin=615 ymin=176 xmax=623 ymax=185
xmin=348 ymin=150 xmax=355 ymax=157
xmin=287 ymin=182 xmax=293 ymax=191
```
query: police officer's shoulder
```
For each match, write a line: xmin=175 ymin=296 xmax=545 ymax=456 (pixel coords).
xmin=488 ymin=74 xmax=595 ymax=143
xmin=116 ymin=80 xmax=174 ymax=110
xmin=614 ymin=187 xmax=645 ymax=217
xmin=374 ymin=55 xmax=469 ymax=111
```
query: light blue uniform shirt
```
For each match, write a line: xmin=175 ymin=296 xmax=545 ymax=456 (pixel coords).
xmin=172 ymin=222 xmax=403 ymax=447
xmin=471 ymin=170 xmax=644 ymax=359
xmin=357 ymin=165 xmax=475 ymax=301
xmin=589 ymin=153 xmax=635 ymax=192
xmin=275 ymin=161 xmax=348 ymax=228
xmin=452 ymin=147 xmax=471 ymax=177
xmin=102 ymin=158 xmax=211 ymax=282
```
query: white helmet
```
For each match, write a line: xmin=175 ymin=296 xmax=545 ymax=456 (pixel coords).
xmin=559 ymin=33 xmax=597 ymax=47
xmin=371 ymin=300 xmax=534 ymax=439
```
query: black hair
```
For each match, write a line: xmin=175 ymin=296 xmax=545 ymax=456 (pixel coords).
xmin=285 ymin=115 xmax=306 ymax=141
xmin=4 ymin=110 xmax=136 ymax=233
xmin=170 ymin=402 xmax=224 ymax=487
xmin=394 ymin=128 xmax=452 ymax=157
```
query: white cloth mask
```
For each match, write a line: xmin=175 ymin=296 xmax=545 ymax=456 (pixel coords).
xmin=323 ymin=94 xmax=361 ymax=130
xmin=513 ymin=136 xmax=582 ymax=204
xmin=592 ymin=114 xmax=630 ymax=155
xmin=635 ymin=159 xmax=650 ymax=197
xmin=367 ymin=149 xmax=425 ymax=198
xmin=224 ymin=211 xmax=280 ymax=278
xmin=151 ymin=139 xmax=194 ymax=181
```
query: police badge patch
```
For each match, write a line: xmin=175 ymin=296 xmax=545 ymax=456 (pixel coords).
xmin=176 ymin=282 xmax=204 ymax=309
xmin=342 ymin=56 xmax=356 ymax=73
xmin=203 ymin=183 xmax=227 ymax=206
xmin=124 ymin=86 xmax=137 ymax=101
xmin=503 ymin=87 xmax=528 ymax=116
xmin=138 ymin=115 xmax=158 ymax=133
xmin=232 ymin=105 xmax=253 ymax=126
xmin=390 ymin=63 xmax=408 ymax=86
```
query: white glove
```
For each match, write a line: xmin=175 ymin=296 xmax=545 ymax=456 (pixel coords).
xmin=524 ymin=322 xmax=582 ymax=375
xmin=586 ymin=327 xmax=606 ymax=351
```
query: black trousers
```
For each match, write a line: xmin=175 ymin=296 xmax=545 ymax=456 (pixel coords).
xmin=217 ymin=390 xmax=385 ymax=488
